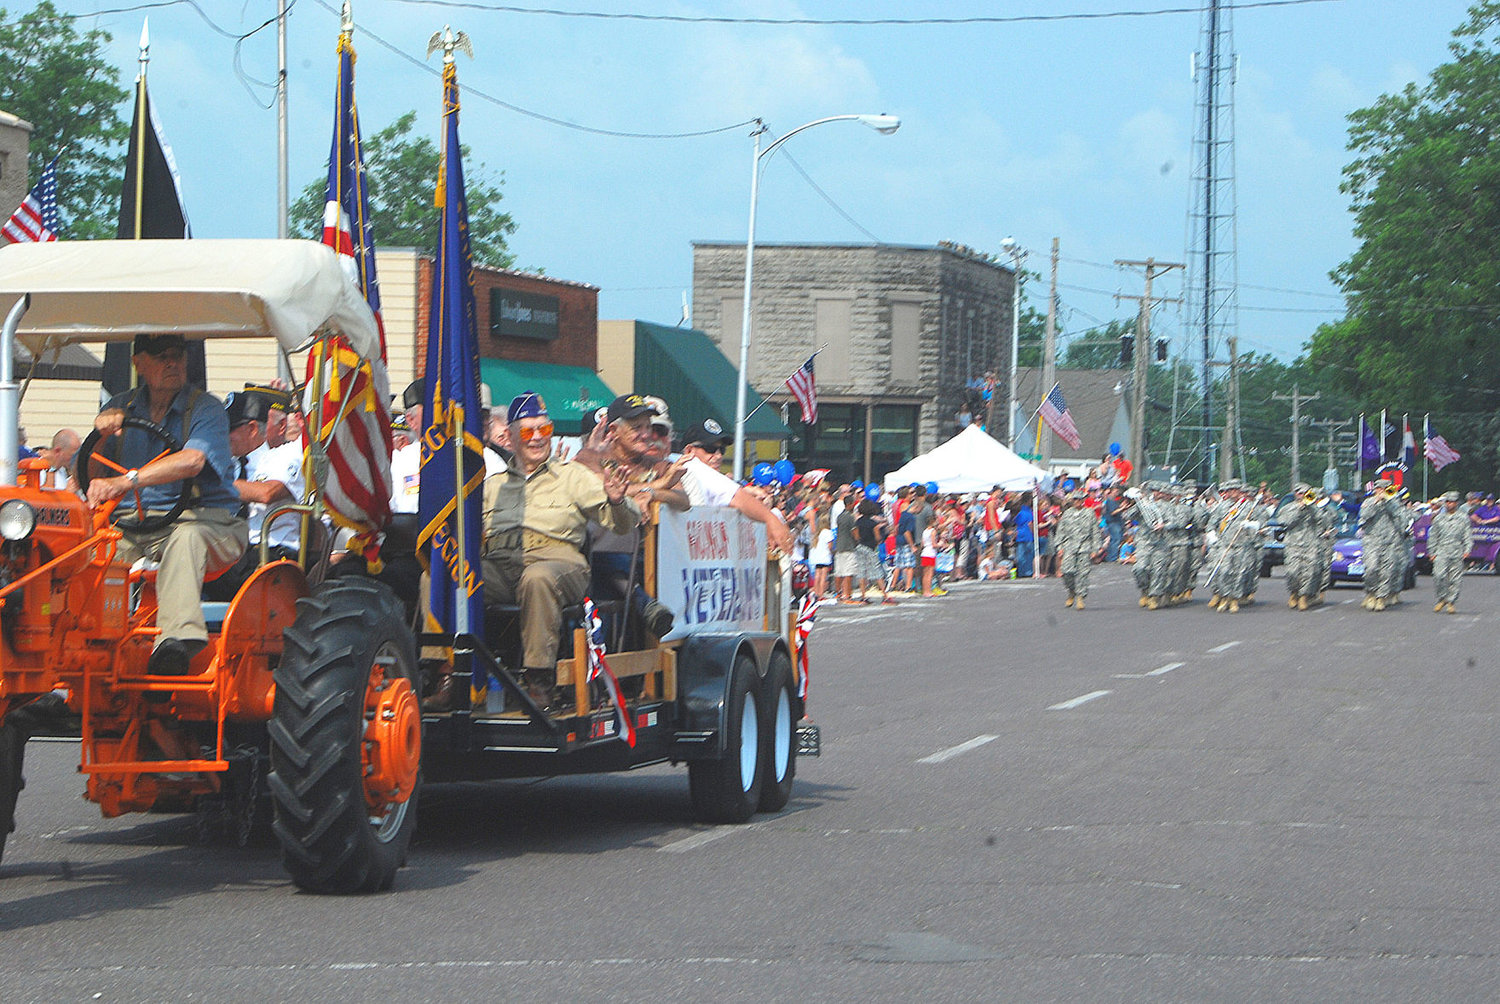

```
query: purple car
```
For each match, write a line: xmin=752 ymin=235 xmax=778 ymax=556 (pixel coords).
xmin=1411 ymin=515 xmax=1500 ymax=572
xmin=1328 ymin=527 xmax=1417 ymax=590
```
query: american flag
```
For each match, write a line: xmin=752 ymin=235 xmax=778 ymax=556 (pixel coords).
xmin=1038 ymin=382 xmax=1082 ymax=450
xmin=3 ymin=157 xmax=59 ymax=244
xmin=307 ymin=25 xmax=394 ymax=569
xmin=583 ymin=598 xmax=637 ymax=747
xmin=1425 ymin=416 xmax=1461 ymax=471
xmin=794 ymin=591 xmax=819 ymax=701
xmin=786 ymin=353 xmax=818 ymax=425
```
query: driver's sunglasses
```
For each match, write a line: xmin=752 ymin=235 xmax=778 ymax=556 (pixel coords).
xmin=145 ymin=346 xmax=186 ymax=361
xmin=516 ymin=422 xmax=554 ymax=442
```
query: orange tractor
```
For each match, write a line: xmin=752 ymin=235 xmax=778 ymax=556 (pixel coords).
xmin=0 ymin=239 xmax=420 ymax=892
xmin=0 ymin=238 xmax=814 ymax=894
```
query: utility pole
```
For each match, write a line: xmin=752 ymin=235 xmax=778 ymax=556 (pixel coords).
xmin=1272 ymin=383 xmax=1320 ymax=490
xmin=1308 ymin=417 xmax=1351 ymax=492
xmin=1041 ymin=237 xmax=1059 ymax=463
xmin=1115 ymin=258 xmax=1183 ymax=483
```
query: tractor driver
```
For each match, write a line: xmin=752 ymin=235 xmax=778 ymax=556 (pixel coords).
xmin=87 ymin=334 xmax=248 ymax=676
xmin=480 ymin=391 xmax=639 ymax=709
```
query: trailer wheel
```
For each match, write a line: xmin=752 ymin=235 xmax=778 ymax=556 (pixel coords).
xmin=269 ymin=578 xmax=420 ymax=893
xmin=0 ymin=721 xmax=24 ymax=863
xmin=757 ymin=651 xmax=797 ymax=814
xmin=688 ymin=653 xmax=763 ymax=824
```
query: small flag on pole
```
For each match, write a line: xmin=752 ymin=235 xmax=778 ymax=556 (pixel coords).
xmin=786 ymin=353 xmax=818 ymax=425
xmin=1038 ymin=382 xmax=1082 ymax=450
xmin=2 ymin=157 xmax=59 ymax=244
xmin=1359 ymin=415 xmax=1381 ymax=465
xmin=1401 ymin=415 xmax=1415 ymax=470
xmin=583 ymin=598 xmax=637 ymax=747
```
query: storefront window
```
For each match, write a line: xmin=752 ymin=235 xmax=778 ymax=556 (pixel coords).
xmin=788 ymin=403 xmax=920 ymax=483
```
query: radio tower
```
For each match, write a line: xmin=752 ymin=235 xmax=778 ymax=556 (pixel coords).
xmin=1184 ymin=0 xmax=1238 ymax=481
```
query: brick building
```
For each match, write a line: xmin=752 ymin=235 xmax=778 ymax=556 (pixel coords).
xmin=690 ymin=241 xmax=1015 ymax=482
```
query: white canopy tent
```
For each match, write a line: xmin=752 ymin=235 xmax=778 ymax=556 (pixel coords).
xmin=883 ymin=424 xmax=1051 ymax=494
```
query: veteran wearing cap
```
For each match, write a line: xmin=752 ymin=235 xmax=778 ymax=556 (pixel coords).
xmin=1427 ymin=490 xmax=1472 ymax=614
xmin=87 ymin=334 xmax=248 ymax=675
xmin=479 ymin=391 xmax=640 ymax=709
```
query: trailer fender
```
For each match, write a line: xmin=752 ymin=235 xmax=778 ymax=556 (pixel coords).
xmin=673 ymin=634 xmax=766 ymax=760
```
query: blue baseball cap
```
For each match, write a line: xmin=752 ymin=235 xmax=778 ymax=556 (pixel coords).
xmin=507 ymin=390 xmax=548 ymax=423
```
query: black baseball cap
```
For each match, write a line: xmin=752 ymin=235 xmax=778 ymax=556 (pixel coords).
xmin=402 ymin=378 xmax=425 ymax=411
xmin=682 ymin=418 xmax=732 ymax=450
xmin=242 ymin=382 xmax=296 ymax=413
xmin=606 ymin=394 xmax=658 ymax=425
xmin=132 ymin=333 xmax=187 ymax=356
xmin=225 ymin=389 xmax=273 ymax=429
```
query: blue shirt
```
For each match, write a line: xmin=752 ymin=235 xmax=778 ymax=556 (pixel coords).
xmin=1014 ymin=505 xmax=1034 ymax=542
xmin=104 ymin=385 xmax=239 ymax=513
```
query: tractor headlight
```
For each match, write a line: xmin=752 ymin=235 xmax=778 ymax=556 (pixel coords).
xmin=0 ymin=500 xmax=37 ymax=541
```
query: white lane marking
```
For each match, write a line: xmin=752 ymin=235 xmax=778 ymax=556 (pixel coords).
xmin=1046 ymin=690 xmax=1113 ymax=711
xmin=1206 ymin=641 xmax=1240 ymax=654
xmin=917 ymin=734 xmax=998 ymax=764
xmin=1113 ymin=661 xmax=1184 ymax=680
xmin=658 ymin=827 xmax=739 ymax=853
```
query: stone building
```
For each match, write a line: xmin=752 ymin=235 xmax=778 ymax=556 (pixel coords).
xmin=0 ymin=110 xmax=31 ymax=227
xmin=691 ymin=240 xmax=1014 ymax=482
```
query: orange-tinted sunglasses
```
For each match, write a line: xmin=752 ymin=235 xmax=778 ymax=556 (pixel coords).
xmin=516 ymin=422 xmax=554 ymax=442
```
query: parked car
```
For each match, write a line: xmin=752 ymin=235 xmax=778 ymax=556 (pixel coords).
xmin=1328 ymin=515 xmax=1417 ymax=590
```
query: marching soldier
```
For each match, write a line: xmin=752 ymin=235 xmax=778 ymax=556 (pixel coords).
xmin=1054 ymin=490 xmax=1104 ymax=609
xmin=1128 ymin=482 xmax=1166 ymax=607
xmin=1358 ymin=478 xmax=1405 ymax=611
xmin=1427 ymin=491 xmax=1472 ymax=613
xmin=1277 ymin=483 xmax=1323 ymax=610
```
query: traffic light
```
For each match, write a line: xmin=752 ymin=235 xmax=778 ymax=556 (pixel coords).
xmin=1120 ymin=335 xmax=1134 ymax=365
xmin=1156 ymin=338 xmax=1168 ymax=362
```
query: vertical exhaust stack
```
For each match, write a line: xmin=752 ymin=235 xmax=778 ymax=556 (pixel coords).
xmin=0 ymin=294 xmax=29 ymax=486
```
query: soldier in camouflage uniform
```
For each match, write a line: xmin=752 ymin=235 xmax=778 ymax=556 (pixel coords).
xmin=1054 ymin=490 xmax=1104 ymax=609
xmin=1277 ymin=483 xmax=1323 ymax=610
xmin=1427 ymin=491 xmax=1473 ymax=613
xmin=1208 ymin=482 xmax=1264 ymax=613
xmin=1358 ymin=478 xmax=1406 ymax=611
xmin=1130 ymin=483 xmax=1167 ymax=607
xmin=1205 ymin=481 xmax=1241 ymax=609
xmin=1158 ymin=486 xmax=1195 ymax=607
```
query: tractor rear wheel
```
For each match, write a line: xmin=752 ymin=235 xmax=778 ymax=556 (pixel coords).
xmin=269 ymin=578 xmax=421 ymax=893
xmin=0 ymin=720 xmax=24 ymax=863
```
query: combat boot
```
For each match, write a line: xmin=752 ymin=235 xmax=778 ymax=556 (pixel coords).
xmin=1065 ymin=595 xmax=1074 ymax=607
xmin=1227 ymin=599 xmax=1240 ymax=613
xmin=1435 ymin=601 xmax=1445 ymax=613
xmin=1074 ymin=598 xmax=1085 ymax=610
xmin=1297 ymin=596 xmax=1309 ymax=611
xmin=1146 ymin=596 xmax=1159 ymax=610
xmin=1139 ymin=594 xmax=1150 ymax=607
xmin=1446 ymin=602 xmax=1456 ymax=613
xmin=1288 ymin=596 xmax=1297 ymax=609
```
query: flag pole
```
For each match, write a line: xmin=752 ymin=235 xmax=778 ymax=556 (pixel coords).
xmin=132 ymin=20 xmax=149 ymax=240
xmin=1356 ymin=413 xmax=1364 ymax=490
xmin=1423 ymin=413 xmax=1429 ymax=500
xmin=743 ymin=344 xmax=825 ymax=425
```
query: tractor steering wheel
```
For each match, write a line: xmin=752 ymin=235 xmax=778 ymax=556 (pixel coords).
xmin=78 ymin=417 xmax=192 ymax=534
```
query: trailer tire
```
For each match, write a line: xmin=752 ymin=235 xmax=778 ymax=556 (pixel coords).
xmin=688 ymin=653 xmax=763 ymax=824
xmin=757 ymin=651 xmax=797 ymax=814
xmin=270 ymin=578 xmax=421 ymax=894
xmin=0 ymin=722 xmax=24 ymax=863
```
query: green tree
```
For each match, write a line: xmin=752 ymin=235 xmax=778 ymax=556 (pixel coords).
xmin=0 ymin=1 xmax=129 ymax=238
xmin=1062 ymin=318 xmax=1135 ymax=369
xmin=291 ymin=111 xmax=516 ymax=267
xmin=1307 ymin=2 xmax=1500 ymax=489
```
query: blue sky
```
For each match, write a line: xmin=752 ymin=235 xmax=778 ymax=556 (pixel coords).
xmin=42 ymin=0 xmax=1479 ymax=364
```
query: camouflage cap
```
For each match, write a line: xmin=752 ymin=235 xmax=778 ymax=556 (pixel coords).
xmin=1441 ymin=491 xmax=1461 ymax=502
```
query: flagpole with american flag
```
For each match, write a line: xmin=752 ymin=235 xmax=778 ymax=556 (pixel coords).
xmin=307 ymin=5 xmax=395 ymax=570
xmin=1034 ymin=381 xmax=1082 ymax=451
xmin=2 ymin=156 xmax=59 ymax=244
xmin=785 ymin=350 xmax=819 ymax=425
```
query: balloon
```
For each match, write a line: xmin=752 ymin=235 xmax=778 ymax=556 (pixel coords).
xmin=1109 ymin=441 xmax=1122 ymax=456
xmin=752 ymin=462 xmax=774 ymax=486
xmin=925 ymin=481 xmax=940 ymax=497
xmin=864 ymin=483 xmax=882 ymax=501
xmin=850 ymin=479 xmax=864 ymax=491
xmin=774 ymin=459 xmax=796 ymax=486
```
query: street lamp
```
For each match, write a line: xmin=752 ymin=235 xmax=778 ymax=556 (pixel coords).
xmin=732 ymin=113 xmax=901 ymax=480
xmin=1000 ymin=236 xmax=1027 ymax=449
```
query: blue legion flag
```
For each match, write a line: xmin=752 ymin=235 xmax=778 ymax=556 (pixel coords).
xmin=416 ymin=59 xmax=487 ymax=689
xmin=1358 ymin=415 xmax=1381 ymax=465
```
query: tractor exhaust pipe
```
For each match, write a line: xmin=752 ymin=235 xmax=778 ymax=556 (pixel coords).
xmin=0 ymin=294 xmax=29 ymax=487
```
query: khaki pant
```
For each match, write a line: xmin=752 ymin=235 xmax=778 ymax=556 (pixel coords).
xmin=482 ymin=546 xmax=590 ymax=670
xmin=116 ymin=508 xmax=249 ymax=649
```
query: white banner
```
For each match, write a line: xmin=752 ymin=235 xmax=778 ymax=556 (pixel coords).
xmin=657 ymin=506 xmax=766 ymax=640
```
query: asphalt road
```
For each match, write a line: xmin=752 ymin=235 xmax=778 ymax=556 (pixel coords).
xmin=2 ymin=563 xmax=1497 ymax=1002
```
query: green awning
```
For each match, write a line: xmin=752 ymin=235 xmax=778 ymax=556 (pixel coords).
xmin=479 ymin=358 xmax=615 ymax=430
xmin=632 ymin=321 xmax=787 ymax=438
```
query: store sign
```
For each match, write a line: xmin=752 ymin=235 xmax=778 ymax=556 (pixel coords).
xmin=490 ymin=288 xmax=560 ymax=341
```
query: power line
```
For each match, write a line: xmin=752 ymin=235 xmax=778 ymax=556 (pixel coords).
xmin=309 ymin=0 xmax=758 ymax=140
xmin=775 ymin=149 xmax=882 ymax=244
xmin=384 ymin=0 xmax=1341 ymax=27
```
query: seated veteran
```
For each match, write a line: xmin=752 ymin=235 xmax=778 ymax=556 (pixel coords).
xmin=482 ymin=391 xmax=639 ymax=708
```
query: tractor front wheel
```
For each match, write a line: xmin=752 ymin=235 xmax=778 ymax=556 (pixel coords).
xmin=269 ymin=578 xmax=421 ymax=893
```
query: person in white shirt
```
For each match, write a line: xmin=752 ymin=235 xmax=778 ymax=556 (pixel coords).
xmin=677 ymin=419 xmax=791 ymax=553
xmin=38 ymin=428 xmax=81 ymax=492
xmin=389 ymin=378 xmax=424 ymax=515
